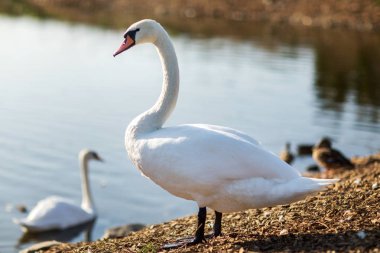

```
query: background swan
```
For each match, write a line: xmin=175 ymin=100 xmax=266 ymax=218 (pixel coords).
xmin=114 ymin=19 xmax=338 ymax=245
xmin=14 ymin=149 xmax=103 ymax=232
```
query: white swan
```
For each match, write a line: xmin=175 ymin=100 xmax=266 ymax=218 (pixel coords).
xmin=114 ymin=19 xmax=338 ymax=244
xmin=14 ymin=149 xmax=103 ymax=232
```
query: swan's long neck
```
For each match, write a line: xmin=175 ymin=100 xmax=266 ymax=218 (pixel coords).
xmin=80 ymin=158 xmax=94 ymax=213
xmin=129 ymin=30 xmax=179 ymax=135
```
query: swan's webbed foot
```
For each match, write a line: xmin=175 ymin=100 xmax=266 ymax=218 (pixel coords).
xmin=162 ymin=207 xmax=207 ymax=249
xmin=162 ymin=235 xmax=206 ymax=249
xmin=186 ymin=235 xmax=206 ymax=245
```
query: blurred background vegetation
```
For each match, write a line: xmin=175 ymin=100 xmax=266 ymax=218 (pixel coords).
xmin=1 ymin=0 xmax=380 ymax=31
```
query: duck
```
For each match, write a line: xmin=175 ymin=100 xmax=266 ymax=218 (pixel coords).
xmin=312 ymin=137 xmax=354 ymax=171
xmin=280 ymin=142 xmax=295 ymax=165
xmin=14 ymin=149 xmax=103 ymax=232
xmin=297 ymin=143 xmax=314 ymax=156
xmin=114 ymin=19 xmax=338 ymax=245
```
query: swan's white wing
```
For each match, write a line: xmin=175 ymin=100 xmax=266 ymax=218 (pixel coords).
xmin=131 ymin=124 xmax=300 ymax=201
xmin=196 ymin=124 xmax=260 ymax=146
xmin=14 ymin=196 xmax=94 ymax=232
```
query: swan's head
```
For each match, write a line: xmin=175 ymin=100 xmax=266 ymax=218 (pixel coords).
xmin=113 ymin=19 xmax=163 ymax=57
xmin=79 ymin=149 xmax=103 ymax=163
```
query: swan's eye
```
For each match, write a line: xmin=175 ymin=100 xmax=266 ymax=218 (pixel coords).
xmin=123 ymin=28 xmax=140 ymax=40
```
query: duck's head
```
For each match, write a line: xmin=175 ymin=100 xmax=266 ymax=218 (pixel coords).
xmin=113 ymin=19 xmax=162 ymax=57
xmin=315 ymin=137 xmax=332 ymax=149
xmin=79 ymin=149 xmax=103 ymax=163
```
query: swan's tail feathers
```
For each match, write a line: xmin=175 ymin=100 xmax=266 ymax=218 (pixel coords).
xmin=218 ymin=177 xmax=339 ymax=212
xmin=310 ymin=178 xmax=340 ymax=187
xmin=268 ymin=177 xmax=339 ymax=206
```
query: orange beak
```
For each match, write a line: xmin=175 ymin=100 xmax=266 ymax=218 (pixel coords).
xmin=113 ymin=35 xmax=135 ymax=57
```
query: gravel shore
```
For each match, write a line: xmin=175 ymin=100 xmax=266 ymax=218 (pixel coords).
xmin=40 ymin=153 xmax=380 ymax=253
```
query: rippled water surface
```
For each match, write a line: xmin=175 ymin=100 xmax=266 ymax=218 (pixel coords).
xmin=0 ymin=16 xmax=379 ymax=252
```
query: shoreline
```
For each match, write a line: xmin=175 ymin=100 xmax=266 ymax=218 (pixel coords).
xmin=36 ymin=153 xmax=380 ymax=252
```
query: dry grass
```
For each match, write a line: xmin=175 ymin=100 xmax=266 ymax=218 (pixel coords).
xmin=42 ymin=153 xmax=380 ymax=253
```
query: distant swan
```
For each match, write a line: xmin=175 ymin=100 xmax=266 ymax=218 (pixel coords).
xmin=114 ymin=19 xmax=338 ymax=245
xmin=14 ymin=149 xmax=103 ymax=232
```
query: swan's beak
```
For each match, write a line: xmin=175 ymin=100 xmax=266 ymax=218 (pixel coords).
xmin=113 ymin=35 xmax=135 ymax=57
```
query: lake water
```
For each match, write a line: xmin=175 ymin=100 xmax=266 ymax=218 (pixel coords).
xmin=0 ymin=15 xmax=379 ymax=252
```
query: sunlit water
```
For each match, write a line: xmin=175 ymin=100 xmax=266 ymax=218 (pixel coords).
xmin=0 ymin=16 xmax=379 ymax=252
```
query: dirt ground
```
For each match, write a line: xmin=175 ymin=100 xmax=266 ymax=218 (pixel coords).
xmin=40 ymin=153 xmax=380 ymax=253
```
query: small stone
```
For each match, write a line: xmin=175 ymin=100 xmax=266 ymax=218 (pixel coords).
xmin=263 ymin=211 xmax=271 ymax=217
xmin=103 ymin=224 xmax=146 ymax=239
xmin=353 ymin=178 xmax=361 ymax=184
xmin=372 ymin=183 xmax=378 ymax=190
xmin=279 ymin=229 xmax=288 ymax=235
xmin=356 ymin=230 xmax=366 ymax=239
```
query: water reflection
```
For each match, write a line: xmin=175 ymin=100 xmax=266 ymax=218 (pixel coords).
xmin=314 ymin=31 xmax=380 ymax=123
xmin=17 ymin=219 xmax=95 ymax=245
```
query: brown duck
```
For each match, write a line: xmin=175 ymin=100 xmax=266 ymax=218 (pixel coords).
xmin=312 ymin=137 xmax=354 ymax=170
xmin=280 ymin=142 xmax=295 ymax=165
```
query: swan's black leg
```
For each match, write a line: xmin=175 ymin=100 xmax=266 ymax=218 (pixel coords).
xmin=213 ymin=211 xmax=222 ymax=237
xmin=189 ymin=207 xmax=207 ymax=244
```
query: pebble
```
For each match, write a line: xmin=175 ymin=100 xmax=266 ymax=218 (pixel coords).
xmin=103 ymin=224 xmax=146 ymax=239
xmin=263 ymin=211 xmax=271 ymax=217
xmin=356 ymin=230 xmax=366 ymax=239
